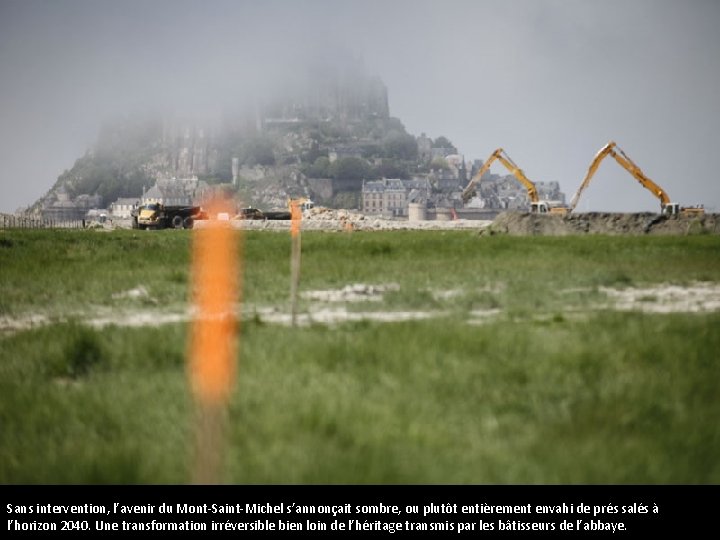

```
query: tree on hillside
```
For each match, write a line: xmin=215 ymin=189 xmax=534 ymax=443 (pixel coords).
xmin=373 ymin=159 xmax=410 ymax=179
xmin=307 ymin=156 xmax=331 ymax=178
xmin=329 ymin=157 xmax=371 ymax=180
xmin=240 ymin=136 xmax=276 ymax=166
xmin=360 ymin=143 xmax=382 ymax=158
xmin=430 ymin=157 xmax=450 ymax=171
xmin=432 ymin=136 xmax=456 ymax=151
xmin=382 ymin=130 xmax=418 ymax=161
xmin=58 ymin=153 xmax=153 ymax=205
xmin=301 ymin=140 xmax=324 ymax=164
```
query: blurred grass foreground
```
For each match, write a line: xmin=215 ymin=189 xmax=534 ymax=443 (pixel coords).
xmin=1 ymin=228 xmax=719 ymax=483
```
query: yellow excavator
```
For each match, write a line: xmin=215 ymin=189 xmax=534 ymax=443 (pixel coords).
xmin=461 ymin=148 xmax=563 ymax=214
xmin=567 ymin=141 xmax=705 ymax=217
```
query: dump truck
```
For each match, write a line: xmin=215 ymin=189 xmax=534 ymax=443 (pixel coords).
xmin=132 ymin=203 xmax=207 ymax=229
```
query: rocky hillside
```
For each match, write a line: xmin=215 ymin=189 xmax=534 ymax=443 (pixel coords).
xmin=31 ymin=62 xmax=439 ymax=214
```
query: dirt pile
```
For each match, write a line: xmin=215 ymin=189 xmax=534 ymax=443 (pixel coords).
xmin=230 ymin=206 xmax=491 ymax=231
xmin=485 ymin=212 xmax=720 ymax=236
xmin=304 ymin=206 xmax=368 ymax=225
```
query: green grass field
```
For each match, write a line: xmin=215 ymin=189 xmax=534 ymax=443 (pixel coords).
xmin=1 ymin=228 xmax=719 ymax=483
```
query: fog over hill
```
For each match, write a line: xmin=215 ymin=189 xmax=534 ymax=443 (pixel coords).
xmin=2 ymin=0 xmax=719 ymax=213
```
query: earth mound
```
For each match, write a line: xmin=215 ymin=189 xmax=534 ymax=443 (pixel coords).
xmin=485 ymin=211 xmax=720 ymax=236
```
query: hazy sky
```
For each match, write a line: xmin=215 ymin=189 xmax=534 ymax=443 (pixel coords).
xmin=1 ymin=0 xmax=719 ymax=213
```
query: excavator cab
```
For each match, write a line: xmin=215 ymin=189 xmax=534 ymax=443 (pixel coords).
xmin=531 ymin=202 xmax=550 ymax=214
xmin=531 ymin=202 xmax=569 ymax=215
xmin=663 ymin=203 xmax=704 ymax=218
xmin=663 ymin=203 xmax=680 ymax=216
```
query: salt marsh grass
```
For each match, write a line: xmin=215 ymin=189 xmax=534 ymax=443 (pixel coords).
xmin=1 ymin=229 xmax=718 ymax=483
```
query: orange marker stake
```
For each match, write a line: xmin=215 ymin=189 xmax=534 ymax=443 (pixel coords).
xmin=188 ymin=198 xmax=241 ymax=484
xmin=290 ymin=201 xmax=302 ymax=327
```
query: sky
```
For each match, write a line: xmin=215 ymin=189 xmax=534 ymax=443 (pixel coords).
xmin=1 ymin=0 xmax=719 ymax=213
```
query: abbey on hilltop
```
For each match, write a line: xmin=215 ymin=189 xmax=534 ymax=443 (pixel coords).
xmin=29 ymin=55 xmax=564 ymax=222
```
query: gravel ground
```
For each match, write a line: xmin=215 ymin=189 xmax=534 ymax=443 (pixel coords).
xmin=108 ymin=208 xmax=719 ymax=234
xmin=226 ymin=206 xmax=492 ymax=231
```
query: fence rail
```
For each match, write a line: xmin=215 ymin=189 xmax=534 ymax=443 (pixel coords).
xmin=1 ymin=213 xmax=85 ymax=229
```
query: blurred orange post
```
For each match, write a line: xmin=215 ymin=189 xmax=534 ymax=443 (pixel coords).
xmin=290 ymin=200 xmax=302 ymax=327
xmin=188 ymin=198 xmax=241 ymax=484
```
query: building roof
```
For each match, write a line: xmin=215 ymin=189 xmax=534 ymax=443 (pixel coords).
xmin=112 ymin=197 xmax=139 ymax=206
xmin=144 ymin=185 xmax=163 ymax=199
xmin=407 ymin=189 xmax=426 ymax=203
xmin=363 ymin=178 xmax=428 ymax=193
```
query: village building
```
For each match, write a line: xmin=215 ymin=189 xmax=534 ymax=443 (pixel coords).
xmin=362 ymin=178 xmax=429 ymax=217
xmin=142 ymin=184 xmax=189 ymax=206
xmin=109 ymin=197 xmax=140 ymax=218
xmin=141 ymin=176 xmax=210 ymax=206
xmin=416 ymin=133 xmax=433 ymax=162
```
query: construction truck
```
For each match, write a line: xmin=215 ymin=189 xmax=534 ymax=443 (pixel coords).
xmin=461 ymin=148 xmax=562 ymax=214
xmin=288 ymin=197 xmax=314 ymax=211
xmin=567 ymin=141 xmax=705 ymax=217
xmin=235 ymin=207 xmax=292 ymax=220
xmin=132 ymin=203 xmax=207 ymax=230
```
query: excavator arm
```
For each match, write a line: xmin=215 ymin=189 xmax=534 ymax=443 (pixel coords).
xmin=495 ymin=151 xmax=540 ymax=203
xmin=461 ymin=149 xmax=501 ymax=203
xmin=568 ymin=142 xmax=616 ymax=212
xmin=461 ymin=148 xmax=539 ymax=204
xmin=611 ymin=146 xmax=671 ymax=207
xmin=569 ymin=141 xmax=672 ymax=213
